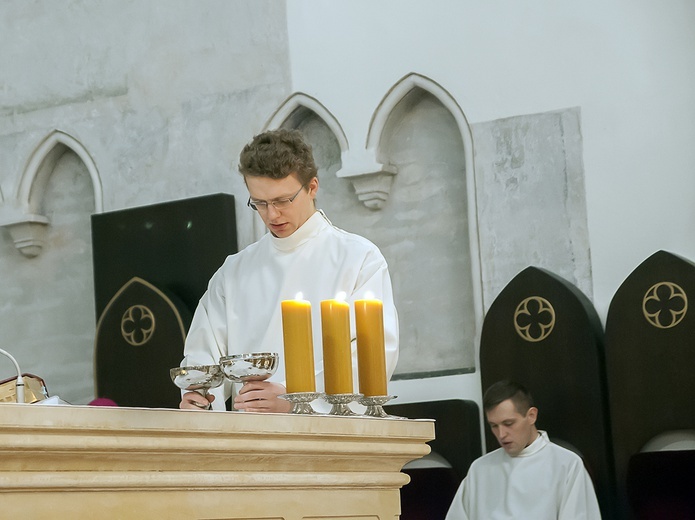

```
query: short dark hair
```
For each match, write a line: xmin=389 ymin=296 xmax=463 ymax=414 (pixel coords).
xmin=238 ymin=128 xmax=318 ymax=184
xmin=483 ymin=380 xmax=535 ymax=415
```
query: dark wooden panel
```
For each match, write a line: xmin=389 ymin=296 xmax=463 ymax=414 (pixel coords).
xmin=605 ymin=250 xmax=695 ymax=518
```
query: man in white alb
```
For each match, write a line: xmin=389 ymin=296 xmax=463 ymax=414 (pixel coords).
xmin=446 ymin=380 xmax=601 ymax=520
xmin=179 ymin=129 xmax=399 ymax=412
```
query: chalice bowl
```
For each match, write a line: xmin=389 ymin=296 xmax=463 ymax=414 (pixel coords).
xmin=170 ymin=365 xmax=224 ymax=410
xmin=219 ymin=352 xmax=279 ymax=383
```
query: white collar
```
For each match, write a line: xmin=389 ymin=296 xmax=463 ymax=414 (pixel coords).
xmin=270 ymin=210 xmax=330 ymax=252
xmin=515 ymin=430 xmax=549 ymax=458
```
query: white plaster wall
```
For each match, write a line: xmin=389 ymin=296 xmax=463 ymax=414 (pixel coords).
xmin=1 ymin=0 xmax=291 ymax=247
xmin=0 ymin=0 xmax=292 ymax=403
xmin=286 ymin=0 xmax=695 ymax=408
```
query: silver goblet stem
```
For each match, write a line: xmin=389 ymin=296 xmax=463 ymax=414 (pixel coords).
xmin=195 ymin=388 xmax=213 ymax=410
xmin=170 ymin=365 xmax=224 ymax=411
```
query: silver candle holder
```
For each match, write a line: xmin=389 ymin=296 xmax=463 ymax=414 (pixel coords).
xmin=323 ymin=393 xmax=361 ymax=416
xmin=358 ymin=394 xmax=397 ymax=418
xmin=280 ymin=391 xmax=323 ymax=414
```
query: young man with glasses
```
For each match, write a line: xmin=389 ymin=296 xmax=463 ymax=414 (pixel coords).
xmin=179 ymin=129 xmax=399 ymax=412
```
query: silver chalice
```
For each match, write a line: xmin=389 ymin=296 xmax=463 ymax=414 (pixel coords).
xmin=219 ymin=352 xmax=279 ymax=383
xmin=170 ymin=365 xmax=224 ymax=410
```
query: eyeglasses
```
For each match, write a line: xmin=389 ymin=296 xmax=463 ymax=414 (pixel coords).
xmin=247 ymin=182 xmax=308 ymax=212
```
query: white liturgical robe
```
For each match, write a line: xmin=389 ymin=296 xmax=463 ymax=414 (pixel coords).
xmin=183 ymin=210 xmax=399 ymax=410
xmin=446 ymin=431 xmax=601 ymax=520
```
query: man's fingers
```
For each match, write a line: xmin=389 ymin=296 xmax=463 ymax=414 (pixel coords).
xmin=180 ymin=391 xmax=214 ymax=410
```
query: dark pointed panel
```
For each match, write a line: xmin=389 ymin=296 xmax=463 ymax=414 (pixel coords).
xmin=95 ymin=277 xmax=190 ymax=408
xmin=480 ymin=267 xmax=614 ymax=517
xmin=605 ymin=250 xmax=695 ymax=517
xmin=91 ymin=194 xmax=237 ymax=408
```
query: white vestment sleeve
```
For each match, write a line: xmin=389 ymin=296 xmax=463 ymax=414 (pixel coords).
xmin=182 ymin=270 xmax=234 ymax=410
xmin=445 ymin=477 xmax=470 ymax=520
xmin=558 ymin=461 xmax=602 ymax=520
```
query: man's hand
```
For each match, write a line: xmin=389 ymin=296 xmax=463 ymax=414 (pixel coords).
xmin=234 ymin=381 xmax=292 ymax=413
xmin=179 ymin=391 xmax=215 ymax=410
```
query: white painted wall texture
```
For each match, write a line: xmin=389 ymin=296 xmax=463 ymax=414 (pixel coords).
xmin=0 ymin=0 xmax=292 ymax=402
xmin=1 ymin=1 xmax=694 ymax=408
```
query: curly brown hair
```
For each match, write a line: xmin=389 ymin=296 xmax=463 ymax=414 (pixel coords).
xmin=238 ymin=128 xmax=318 ymax=185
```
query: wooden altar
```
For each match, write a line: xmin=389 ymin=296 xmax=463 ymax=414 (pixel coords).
xmin=0 ymin=403 xmax=434 ymax=519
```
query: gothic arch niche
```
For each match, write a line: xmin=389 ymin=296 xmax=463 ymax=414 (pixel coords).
xmin=19 ymin=130 xmax=103 ymax=215
xmin=1 ymin=130 xmax=103 ymax=257
xmin=12 ymin=131 xmax=100 ymax=404
xmin=267 ymin=93 xmax=348 ymax=155
xmin=375 ymin=86 xmax=478 ymax=377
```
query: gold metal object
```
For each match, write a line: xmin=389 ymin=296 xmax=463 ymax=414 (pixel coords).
xmin=514 ymin=296 xmax=556 ymax=342
xmin=0 ymin=374 xmax=48 ymax=404
xmin=642 ymin=281 xmax=688 ymax=329
xmin=121 ymin=304 xmax=156 ymax=346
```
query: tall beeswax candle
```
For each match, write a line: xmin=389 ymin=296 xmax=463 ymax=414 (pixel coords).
xmin=321 ymin=298 xmax=353 ymax=395
xmin=354 ymin=298 xmax=387 ymax=397
xmin=281 ymin=297 xmax=316 ymax=393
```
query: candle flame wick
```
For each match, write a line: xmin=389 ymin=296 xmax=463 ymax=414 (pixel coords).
xmin=295 ymin=292 xmax=304 ymax=301
xmin=336 ymin=291 xmax=347 ymax=301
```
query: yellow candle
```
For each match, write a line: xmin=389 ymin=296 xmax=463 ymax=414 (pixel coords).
xmin=354 ymin=298 xmax=387 ymax=397
xmin=321 ymin=298 xmax=353 ymax=395
xmin=281 ymin=298 xmax=316 ymax=393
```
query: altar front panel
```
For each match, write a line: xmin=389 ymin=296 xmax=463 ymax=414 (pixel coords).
xmin=0 ymin=404 xmax=434 ymax=519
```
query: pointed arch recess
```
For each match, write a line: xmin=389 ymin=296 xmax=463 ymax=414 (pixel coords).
xmin=0 ymin=130 xmax=103 ymax=257
xmin=265 ymin=92 xmax=349 ymax=153
xmin=18 ymin=129 xmax=103 ymax=214
xmin=369 ymin=72 xmax=485 ymax=338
